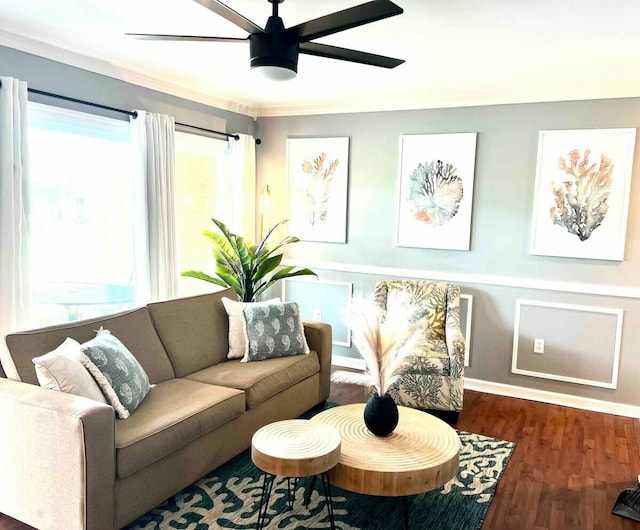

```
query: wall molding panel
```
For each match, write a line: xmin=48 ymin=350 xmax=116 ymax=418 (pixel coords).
xmin=282 ymin=259 xmax=640 ymax=300
xmin=511 ymin=299 xmax=623 ymax=389
xmin=282 ymin=278 xmax=353 ymax=347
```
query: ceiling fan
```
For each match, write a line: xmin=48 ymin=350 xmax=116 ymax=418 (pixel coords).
xmin=127 ymin=0 xmax=405 ymax=81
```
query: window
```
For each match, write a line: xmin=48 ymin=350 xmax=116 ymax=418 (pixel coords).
xmin=26 ymin=106 xmax=237 ymax=324
xmin=174 ymin=131 xmax=230 ymax=297
xmin=28 ymin=103 xmax=139 ymax=325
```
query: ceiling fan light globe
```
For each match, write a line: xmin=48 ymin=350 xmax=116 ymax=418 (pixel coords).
xmin=252 ymin=65 xmax=297 ymax=81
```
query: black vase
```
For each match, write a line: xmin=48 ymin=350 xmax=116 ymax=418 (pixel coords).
xmin=364 ymin=393 xmax=399 ymax=436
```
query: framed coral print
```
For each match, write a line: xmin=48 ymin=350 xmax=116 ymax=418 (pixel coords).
xmin=287 ymin=137 xmax=349 ymax=243
xmin=396 ymin=133 xmax=477 ymax=250
xmin=530 ymin=128 xmax=636 ymax=260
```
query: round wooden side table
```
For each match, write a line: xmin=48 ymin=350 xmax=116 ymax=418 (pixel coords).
xmin=311 ymin=403 xmax=460 ymax=529
xmin=251 ymin=419 xmax=341 ymax=529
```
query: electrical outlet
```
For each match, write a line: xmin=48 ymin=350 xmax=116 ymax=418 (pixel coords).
xmin=313 ymin=309 xmax=322 ymax=321
xmin=533 ymin=338 xmax=545 ymax=354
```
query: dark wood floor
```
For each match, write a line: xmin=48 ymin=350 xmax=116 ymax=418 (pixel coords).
xmin=2 ymin=378 xmax=639 ymax=530
xmin=329 ymin=381 xmax=640 ymax=530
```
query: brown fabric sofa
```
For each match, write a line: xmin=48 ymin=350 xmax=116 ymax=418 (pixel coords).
xmin=0 ymin=288 xmax=332 ymax=530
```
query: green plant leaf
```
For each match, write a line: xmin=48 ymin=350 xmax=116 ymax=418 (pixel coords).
xmin=253 ymin=267 xmax=318 ymax=299
xmin=252 ymin=254 xmax=282 ymax=281
xmin=211 ymin=218 xmax=235 ymax=243
xmin=180 ymin=270 xmax=228 ymax=287
xmin=185 ymin=217 xmax=316 ymax=302
xmin=214 ymin=248 xmax=243 ymax=278
xmin=203 ymin=230 xmax=231 ymax=250
xmin=270 ymin=266 xmax=317 ymax=282
xmin=234 ymin=236 xmax=253 ymax=275
xmin=254 ymin=219 xmax=289 ymax=257
xmin=215 ymin=270 xmax=242 ymax=294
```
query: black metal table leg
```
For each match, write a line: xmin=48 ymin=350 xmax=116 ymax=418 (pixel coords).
xmin=257 ymin=473 xmax=275 ymax=530
xmin=287 ymin=477 xmax=296 ymax=509
xmin=320 ymin=472 xmax=336 ymax=530
xmin=304 ymin=475 xmax=318 ymax=507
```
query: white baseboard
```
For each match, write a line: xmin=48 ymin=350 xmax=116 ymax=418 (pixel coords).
xmin=330 ymin=356 xmax=640 ymax=419
xmin=464 ymin=377 xmax=640 ymax=419
xmin=332 ymin=355 xmax=366 ymax=371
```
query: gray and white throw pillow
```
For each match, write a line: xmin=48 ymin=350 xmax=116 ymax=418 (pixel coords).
xmin=241 ymin=301 xmax=310 ymax=362
xmin=221 ymin=297 xmax=281 ymax=359
xmin=80 ymin=330 xmax=150 ymax=419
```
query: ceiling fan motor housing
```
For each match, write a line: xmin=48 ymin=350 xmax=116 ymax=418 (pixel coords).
xmin=249 ymin=15 xmax=298 ymax=73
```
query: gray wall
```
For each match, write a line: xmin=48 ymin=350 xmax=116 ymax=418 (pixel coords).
xmin=3 ymin=43 xmax=639 ymax=408
xmin=0 ymin=45 xmax=255 ymax=135
xmin=256 ymin=98 xmax=640 ymax=408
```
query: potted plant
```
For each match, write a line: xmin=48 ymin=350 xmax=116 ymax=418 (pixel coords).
xmin=331 ymin=295 xmax=424 ymax=436
xmin=181 ymin=218 xmax=317 ymax=302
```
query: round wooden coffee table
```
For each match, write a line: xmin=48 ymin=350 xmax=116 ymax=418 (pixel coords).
xmin=251 ymin=419 xmax=341 ymax=529
xmin=311 ymin=403 xmax=460 ymax=528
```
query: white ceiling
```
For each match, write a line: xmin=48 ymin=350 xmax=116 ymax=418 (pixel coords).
xmin=1 ymin=0 xmax=639 ymax=117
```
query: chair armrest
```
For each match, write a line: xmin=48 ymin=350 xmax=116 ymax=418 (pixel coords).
xmin=0 ymin=378 xmax=115 ymax=530
xmin=445 ymin=285 xmax=466 ymax=377
xmin=302 ymin=321 xmax=332 ymax=403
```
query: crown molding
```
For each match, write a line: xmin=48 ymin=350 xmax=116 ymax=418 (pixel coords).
xmin=4 ymin=29 xmax=640 ymax=120
xmin=254 ymin=90 xmax=640 ymax=118
xmin=0 ymin=29 xmax=258 ymax=118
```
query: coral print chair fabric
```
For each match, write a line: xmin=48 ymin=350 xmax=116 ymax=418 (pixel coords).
xmin=374 ymin=280 xmax=465 ymax=414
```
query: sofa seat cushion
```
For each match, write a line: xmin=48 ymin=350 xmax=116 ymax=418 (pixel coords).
xmin=184 ymin=351 xmax=320 ymax=410
xmin=115 ymin=378 xmax=245 ymax=479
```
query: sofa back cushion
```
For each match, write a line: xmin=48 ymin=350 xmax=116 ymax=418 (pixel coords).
xmin=5 ymin=308 xmax=175 ymax=386
xmin=147 ymin=288 xmax=232 ymax=377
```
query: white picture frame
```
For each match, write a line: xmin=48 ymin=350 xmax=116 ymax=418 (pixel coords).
xmin=530 ymin=128 xmax=636 ymax=260
xmin=396 ymin=133 xmax=477 ymax=250
xmin=287 ymin=137 xmax=349 ymax=243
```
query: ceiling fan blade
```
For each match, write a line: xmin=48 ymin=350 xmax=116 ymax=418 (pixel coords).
xmin=191 ymin=0 xmax=264 ymax=35
xmin=288 ymin=0 xmax=402 ymax=43
xmin=299 ymin=42 xmax=404 ymax=69
xmin=126 ymin=33 xmax=247 ymax=43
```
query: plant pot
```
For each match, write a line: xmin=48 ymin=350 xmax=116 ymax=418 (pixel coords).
xmin=364 ymin=393 xmax=399 ymax=436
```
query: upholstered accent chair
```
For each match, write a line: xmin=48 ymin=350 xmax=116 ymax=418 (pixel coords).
xmin=374 ymin=279 xmax=465 ymax=422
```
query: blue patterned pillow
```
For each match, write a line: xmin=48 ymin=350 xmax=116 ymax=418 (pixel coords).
xmin=241 ymin=301 xmax=310 ymax=362
xmin=80 ymin=331 xmax=150 ymax=419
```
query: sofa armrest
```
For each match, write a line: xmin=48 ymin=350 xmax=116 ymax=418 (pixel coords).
xmin=302 ymin=321 xmax=332 ymax=403
xmin=0 ymin=378 xmax=115 ymax=530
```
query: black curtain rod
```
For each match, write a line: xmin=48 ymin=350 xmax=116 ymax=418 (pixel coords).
xmin=0 ymin=81 xmax=241 ymax=141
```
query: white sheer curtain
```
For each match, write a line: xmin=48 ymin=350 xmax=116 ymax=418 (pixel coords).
xmin=0 ymin=77 xmax=32 ymax=379
xmin=131 ymin=110 xmax=177 ymax=303
xmin=228 ymin=133 xmax=256 ymax=241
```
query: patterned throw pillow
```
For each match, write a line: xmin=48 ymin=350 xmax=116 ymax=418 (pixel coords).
xmin=241 ymin=301 xmax=310 ymax=362
xmin=221 ymin=297 xmax=281 ymax=359
xmin=80 ymin=330 xmax=150 ymax=419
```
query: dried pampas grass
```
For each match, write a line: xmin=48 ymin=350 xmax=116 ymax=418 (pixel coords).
xmin=331 ymin=294 xmax=424 ymax=396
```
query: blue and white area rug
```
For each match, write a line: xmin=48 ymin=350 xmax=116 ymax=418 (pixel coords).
xmin=127 ymin=426 xmax=514 ymax=530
